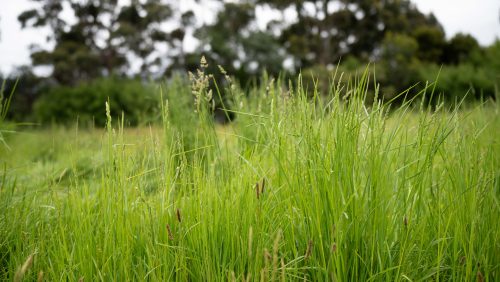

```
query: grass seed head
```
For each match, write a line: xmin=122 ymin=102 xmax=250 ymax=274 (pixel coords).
xmin=14 ymin=253 xmax=34 ymax=282
xmin=264 ymin=248 xmax=271 ymax=262
xmin=166 ymin=224 xmax=174 ymax=241
xmin=281 ymin=258 xmax=285 ymax=282
xmin=305 ymin=240 xmax=313 ymax=259
xmin=255 ymin=178 xmax=266 ymax=199
xmin=331 ymin=243 xmax=337 ymax=253
xmin=200 ymin=56 xmax=208 ymax=69
xmin=176 ymin=208 xmax=182 ymax=223
xmin=459 ymin=256 xmax=466 ymax=265
xmin=477 ymin=270 xmax=484 ymax=282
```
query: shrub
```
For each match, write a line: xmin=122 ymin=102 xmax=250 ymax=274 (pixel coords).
xmin=417 ymin=63 xmax=496 ymax=102
xmin=34 ymin=77 xmax=159 ymax=126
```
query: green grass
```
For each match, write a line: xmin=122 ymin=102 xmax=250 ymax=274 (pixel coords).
xmin=1 ymin=71 xmax=499 ymax=281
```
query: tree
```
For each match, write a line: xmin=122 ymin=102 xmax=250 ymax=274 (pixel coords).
xmin=413 ymin=26 xmax=446 ymax=62
xmin=442 ymin=33 xmax=480 ymax=65
xmin=18 ymin=0 xmax=174 ymax=84
xmin=257 ymin=0 xmax=443 ymax=69
xmin=191 ymin=2 xmax=284 ymax=84
xmin=378 ymin=32 xmax=420 ymax=98
xmin=1 ymin=66 xmax=55 ymax=121
xmin=165 ymin=9 xmax=196 ymax=75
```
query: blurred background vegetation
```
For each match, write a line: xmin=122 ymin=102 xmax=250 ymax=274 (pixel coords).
xmin=0 ymin=0 xmax=499 ymax=125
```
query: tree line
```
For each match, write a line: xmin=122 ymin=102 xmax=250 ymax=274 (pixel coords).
xmin=1 ymin=0 xmax=499 ymax=123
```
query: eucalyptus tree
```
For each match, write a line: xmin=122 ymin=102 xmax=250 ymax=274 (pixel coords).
xmin=18 ymin=0 xmax=174 ymax=84
xmin=258 ymin=0 xmax=443 ymax=68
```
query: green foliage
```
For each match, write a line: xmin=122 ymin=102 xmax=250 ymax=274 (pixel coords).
xmin=418 ymin=63 xmax=497 ymax=102
xmin=5 ymin=0 xmax=498 ymax=122
xmin=301 ymin=56 xmax=367 ymax=96
xmin=377 ymin=32 xmax=420 ymax=99
xmin=442 ymin=33 xmax=481 ymax=65
xmin=18 ymin=0 xmax=174 ymax=84
xmin=0 ymin=79 xmax=17 ymax=148
xmin=1 ymin=75 xmax=499 ymax=280
xmin=33 ymin=78 xmax=158 ymax=126
xmin=483 ymin=40 xmax=500 ymax=78
xmin=1 ymin=66 xmax=53 ymax=121
xmin=413 ymin=26 xmax=446 ymax=62
xmin=190 ymin=2 xmax=285 ymax=85
xmin=264 ymin=0 xmax=442 ymax=68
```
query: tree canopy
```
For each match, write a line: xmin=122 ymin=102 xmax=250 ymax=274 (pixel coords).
xmin=18 ymin=0 xmax=174 ymax=84
xmin=4 ymin=0 xmax=497 ymax=119
xmin=15 ymin=0 xmax=464 ymax=84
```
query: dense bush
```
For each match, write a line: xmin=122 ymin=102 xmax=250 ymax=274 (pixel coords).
xmin=1 ymin=66 xmax=55 ymax=121
xmin=34 ymin=77 xmax=159 ymax=126
xmin=417 ymin=63 xmax=496 ymax=102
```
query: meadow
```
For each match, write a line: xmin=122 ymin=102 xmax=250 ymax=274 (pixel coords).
xmin=1 ymin=69 xmax=499 ymax=281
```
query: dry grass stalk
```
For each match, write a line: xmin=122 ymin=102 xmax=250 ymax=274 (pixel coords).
xmin=37 ymin=271 xmax=44 ymax=282
xmin=271 ymin=230 xmax=282 ymax=281
xmin=280 ymin=258 xmax=286 ymax=282
xmin=255 ymin=178 xmax=266 ymax=199
xmin=262 ymin=248 xmax=271 ymax=281
xmin=305 ymin=240 xmax=313 ymax=260
xmin=14 ymin=253 xmax=34 ymax=282
xmin=248 ymin=226 xmax=253 ymax=258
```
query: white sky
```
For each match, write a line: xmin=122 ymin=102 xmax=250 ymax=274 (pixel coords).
xmin=1 ymin=0 xmax=499 ymax=75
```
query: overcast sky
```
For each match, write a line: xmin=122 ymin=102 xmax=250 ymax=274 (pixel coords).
xmin=1 ymin=0 xmax=499 ymax=75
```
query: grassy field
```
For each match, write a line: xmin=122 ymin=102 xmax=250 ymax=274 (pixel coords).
xmin=1 ymin=71 xmax=499 ymax=281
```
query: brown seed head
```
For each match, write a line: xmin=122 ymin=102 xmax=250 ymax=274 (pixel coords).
xmin=305 ymin=240 xmax=313 ymax=259
xmin=176 ymin=209 xmax=182 ymax=223
xmin=459 ymin=256 xmax=466 ymax=265
xmin=331 ymin=243 xmax=337 ymax=253
xmin=477 ymin=270 xmax=484 ymax=282
xmin=166 ymin=224 xmax=174 ymax=241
